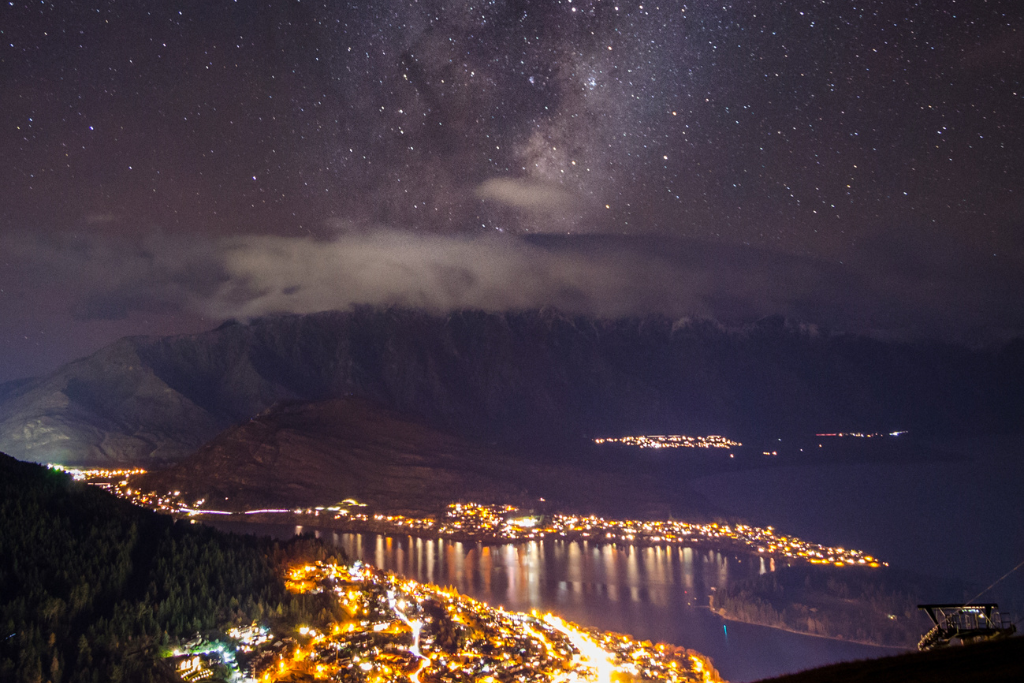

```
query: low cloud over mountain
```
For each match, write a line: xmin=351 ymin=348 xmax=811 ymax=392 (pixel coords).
xmin=5 ymin=228 xmax=1023 ymax=357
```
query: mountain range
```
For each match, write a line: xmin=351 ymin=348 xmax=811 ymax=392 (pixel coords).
xmin=1 ymin=307 xmax=1021 ymax=470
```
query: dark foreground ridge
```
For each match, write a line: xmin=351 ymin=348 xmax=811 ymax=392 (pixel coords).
xmin=754 ymin=635 xmax=1024 ymax=683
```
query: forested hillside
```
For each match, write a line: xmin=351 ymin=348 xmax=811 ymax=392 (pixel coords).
xmin=712 ymin=565 xmax=964 ymax=647
xmin=0 ymin=453 xmax=341 ymax=683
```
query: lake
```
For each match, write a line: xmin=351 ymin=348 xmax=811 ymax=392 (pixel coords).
xmin=690 ymin=435 xmax=1024 ymax=610
xmin=206 ymin=521 xmax=892 ymax=682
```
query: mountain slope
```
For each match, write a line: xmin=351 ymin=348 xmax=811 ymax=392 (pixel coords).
xmin=135 ymin=397 xmax=696 ymax=517
xmin=2 ymin=307 xmax=1022 ymax=466
xmin=0 ymin=338 xmax=226 ymax=464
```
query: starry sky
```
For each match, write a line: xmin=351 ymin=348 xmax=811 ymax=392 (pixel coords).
xmin=1 ymin=1 xmax=1023 ymax=381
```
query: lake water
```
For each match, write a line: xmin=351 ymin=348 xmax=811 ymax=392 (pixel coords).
xmin=690 ymin=437 xmax=1024 ymax=611
xmin=206 ymin=521 xmax=892 ymax=682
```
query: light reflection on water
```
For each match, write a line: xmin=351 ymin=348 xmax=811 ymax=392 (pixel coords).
xmin=216 ymin=523 xmax=892 ymax=682
xmin=317 ymin=532 xmax=761 ymax=614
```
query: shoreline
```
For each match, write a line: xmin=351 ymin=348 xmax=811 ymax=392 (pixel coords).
xmin=193 ymin=511 xmax=796 ymax=560
xmin=216 ymin=515 xmax=908 ymax=652
xmin=710 ymin=607 xmax=911 ymax=651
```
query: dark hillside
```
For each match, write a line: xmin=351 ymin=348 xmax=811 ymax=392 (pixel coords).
xmin=755 ymin=635 xmax=1024 ymax=683
xmin=135 ymin=397 xmax=701 ymax=518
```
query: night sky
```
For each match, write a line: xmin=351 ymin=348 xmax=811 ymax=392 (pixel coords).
xmin=2 ymin=1 xmax=1023 ymax=382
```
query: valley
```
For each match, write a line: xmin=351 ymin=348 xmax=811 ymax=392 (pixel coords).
xmin=5 ymin=0 xmax=1024 ymax=677
xmin=2 ymin=309 xmax=1021 ymax=682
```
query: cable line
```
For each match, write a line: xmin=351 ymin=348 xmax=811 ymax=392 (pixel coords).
xmin=964 ymin=557 xmax=1024 ymax=605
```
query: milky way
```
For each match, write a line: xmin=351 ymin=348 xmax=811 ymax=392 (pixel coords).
xmin=1 ymin=1 xmax=1023 ymax=380
xmin=3 ymin=1 xmax=1020 ymax=249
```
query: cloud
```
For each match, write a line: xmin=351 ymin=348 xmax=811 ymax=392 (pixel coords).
xmin=3 ymin=227 xmax=1023 ymax=344
xmin=1 ymin=231 xmax=225 ymax=320
xmin=206 ymin=231 xmax=658 ymax=318
xmin=475 ymin=177 xmax=579 ymax=213
xmin=83 ymin=213 xmax=118 ymax=225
